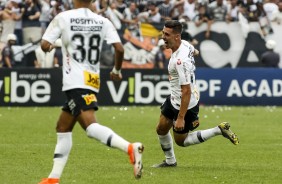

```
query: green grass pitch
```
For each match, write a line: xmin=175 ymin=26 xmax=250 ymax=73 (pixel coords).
xmin=1 ymin=106 xmax=282 ymax=184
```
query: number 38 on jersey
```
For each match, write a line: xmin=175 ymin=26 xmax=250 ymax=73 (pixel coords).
xmin=72 ymin=34 xmax=101 ymax=65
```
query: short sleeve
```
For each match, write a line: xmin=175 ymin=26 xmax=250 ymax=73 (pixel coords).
xmin=42 ymin=15 xmax=62 ymax=44
xmin=103 ymin=19 xmax=121 ymax=44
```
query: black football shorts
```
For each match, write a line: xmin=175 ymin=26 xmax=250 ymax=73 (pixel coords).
xmin=161 ymin=95 xmax=200 ymax=134
xmin=62 ymin=88 xmax=99 ymax=117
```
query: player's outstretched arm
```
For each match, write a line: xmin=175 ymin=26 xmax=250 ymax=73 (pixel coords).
xmin=110 ymin=42 xmax=124 ymax=81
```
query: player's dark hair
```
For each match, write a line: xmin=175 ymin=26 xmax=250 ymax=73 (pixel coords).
xmin=164 ymin=20 xmax=183 ymax=34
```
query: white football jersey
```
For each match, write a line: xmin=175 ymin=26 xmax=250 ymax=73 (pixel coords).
xmin=168 ymin=40 xmax=199 ymax=110
xmin=42 ymin=8 xmax=121 ymax=92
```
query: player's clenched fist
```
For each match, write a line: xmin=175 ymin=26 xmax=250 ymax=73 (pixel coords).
xmin=110 ymin=68 xmax=122 ymax=81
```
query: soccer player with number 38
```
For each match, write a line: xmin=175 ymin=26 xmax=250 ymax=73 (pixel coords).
xmin=39 ymin=0 xmax=144 ymax=183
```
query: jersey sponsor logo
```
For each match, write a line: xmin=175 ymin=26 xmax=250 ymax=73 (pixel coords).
xmin=84 ymin=71 xmax=100 ymax=89
xmin=177 ymin=59 xmax=181 ymax=65
xmin=71 ymin=26 xmax=102 ymax=32
xmin=70 ymin=18 xmax=103 ymax=25
xmin=83 ymin=94 xmax=97 ymax=105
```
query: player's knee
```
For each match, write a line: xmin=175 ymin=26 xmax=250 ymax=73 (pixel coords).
xmin=56 ymin=124 xmax=72 ymax=132
xmin=175 ymin=139 xmax=185 ymax=147
xmin=174 ymin=134 xmax=186 ymax=147
xmin=156 ymin=117 xmax=172 ymax=135
xmin=156 ymin=125 xmax=169 ymax=135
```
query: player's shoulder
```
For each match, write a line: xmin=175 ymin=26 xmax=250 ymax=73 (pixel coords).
xmin=56 ymin=9 xmax=73 ymax=16
xmin=181 ymin=40 xmax=193 ymax=48
xmin=179 ymin=40 xmax=194 ymax=53
xmin=57 ymin=8 xmax=106 ymax=19
xmin=54 ymin=8 xmax=112 ymax=28
xmin=53 ymin=9 xmax=72 ymax=20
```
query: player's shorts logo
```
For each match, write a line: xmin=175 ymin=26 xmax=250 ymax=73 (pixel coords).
xmin=83 ymin=94 xmax=97 ymax=105
xmin=192 ymin=121 xmax=199 ymax=128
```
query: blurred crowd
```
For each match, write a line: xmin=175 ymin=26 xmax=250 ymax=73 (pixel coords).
xmin=0 ymin=0 xmax=281 ymax=68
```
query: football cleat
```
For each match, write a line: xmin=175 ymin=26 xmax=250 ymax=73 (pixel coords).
xmin=218 ymin=122 xmax=239 ymax=145
xmin=151 ymin=160 xmax=177 ymax=168
xmin=128 ymin=142 xmax=144 ymax=179
xmin=38 ymin=178 xmax=59 ymax=184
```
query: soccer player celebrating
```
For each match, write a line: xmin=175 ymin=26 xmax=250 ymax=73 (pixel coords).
xmin=152 ymin=20 xmax=239 ymax=168
xmin=38 ymin=0 xmax=144 ymax=183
